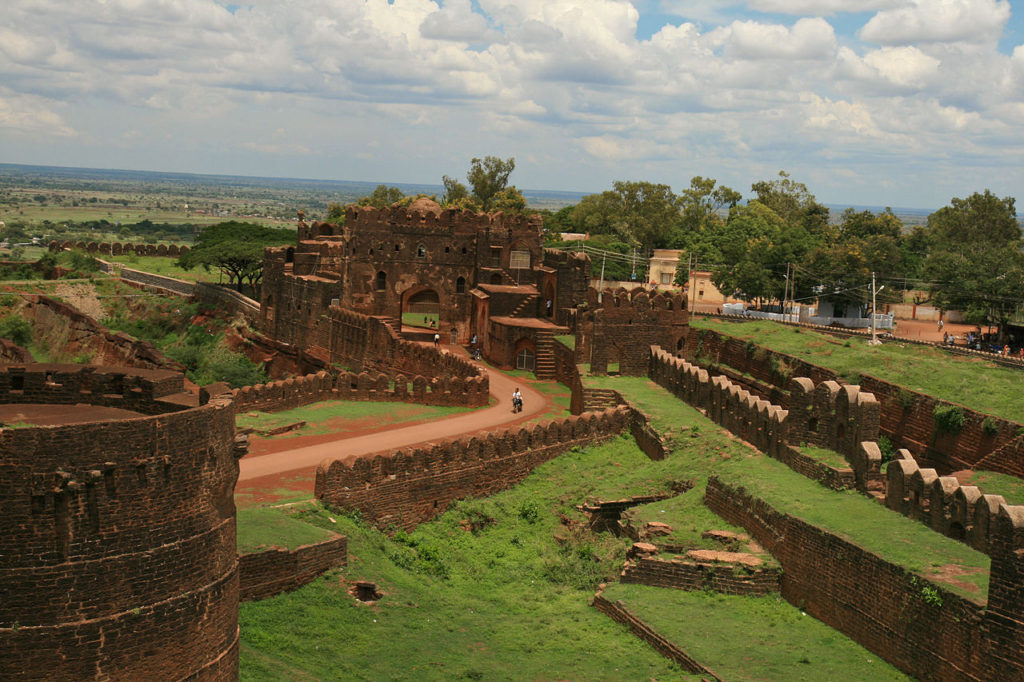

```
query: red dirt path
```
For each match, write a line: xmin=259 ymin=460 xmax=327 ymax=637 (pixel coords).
xmin=235 ymin=359 xmax=553 ymax=506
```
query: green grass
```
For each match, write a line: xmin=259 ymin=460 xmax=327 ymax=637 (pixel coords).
xmin=236 ymin=503 xmax=336 ymax=554
xmin=106 ymin=254 xmax=207 ymax=281
xmin=601 ymin=584 xmax=910 ymax=681
xmin=239 ymin=437 xmax=692 ymax=681
xmin=555 ymin=334 xmax=575 ymax=350
xmin=236 ymin=400 xmax=476 ymax=436
xmin=964 ymin=470 xmax=1024 ymax=506
xmin=795 ymin=444 xmax=852 ymax=470
xmin=402 ymin=311 xmax=438 ymax=328
xmin=623 ymin=490 xmax=760 ymax=553
xmin=693 ymin=318 xmax=1024 ymax=424
xmin=583 ymin=375 xmax=991 ymax=599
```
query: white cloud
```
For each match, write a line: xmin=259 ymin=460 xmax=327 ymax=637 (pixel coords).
xmin=862 ymin=45 xmax=941 ymax=88
xmin=716 ymin=17 xmax=837 ymax=60
xmin=861 ymin=0 xmax=1011 ymax=45
xmin=0 ymin=90 xmax=76 ymax=137
xmin=748 ymin=0 xmax=901 ymax=14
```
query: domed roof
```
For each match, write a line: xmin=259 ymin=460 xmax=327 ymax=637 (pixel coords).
xmin=407 ymin=197 xmax=443 ymax=215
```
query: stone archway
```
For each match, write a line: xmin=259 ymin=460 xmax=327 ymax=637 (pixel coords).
xmin=401 ymin=287 xmax=441 ymax=331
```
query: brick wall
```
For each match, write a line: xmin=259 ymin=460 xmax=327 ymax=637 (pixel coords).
xmin=120 ymin=267 xmax=197 ymax=297
xmin=234 ymin=367 xmax=489 ymax=411
xmin=620 ymin=555 xmax=781 ymax=596
xmin=315 ymin=407 xmax=631 ymax=531
xmin=705 ymin=476 xmax=1024 ymax=682
xmin=686 ymin=328 xmax=1023 ymax=473
xmin=649 ymin=347 xmax=866 ymax=491
xmin=196 ymin=282 xmax=260 ymax=324
xmin=580 ymin=287 xmax=688 ymax=375
xmin=49 ymin=240 xmax=190 ymax=257
xmin=0 ymin=365 xmax=239 ymax=681
xmin=238 ymin=535 xmax=347 ymax=601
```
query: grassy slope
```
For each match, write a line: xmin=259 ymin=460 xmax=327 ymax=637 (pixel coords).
xmin=106 ymin=254 xmax=207 ymax=281
xmin=236 ymin=504 xmax=336 ymax=553
xmin=585 ymin=376 xmax=990 ymax=598
xmin=602 ymin=584 xmax=909 ymax=681
xmin=693 ymin=318 xmax=1024 ymax=424
xmin=240 ymin=437 xmax=688 ymax=681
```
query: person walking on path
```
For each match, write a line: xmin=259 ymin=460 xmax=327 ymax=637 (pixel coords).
xmin=433 ymin=332 xmax=440 ymax=347
xmin=512 ymin=388 xmax=523 ymax=413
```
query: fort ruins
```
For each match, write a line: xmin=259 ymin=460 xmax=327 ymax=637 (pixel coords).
xmin=2 ymin=200 xmax=1023 ymax=680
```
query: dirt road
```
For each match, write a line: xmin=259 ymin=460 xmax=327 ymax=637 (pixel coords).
xmin=237 ymin=363 xmax=548 ymax=485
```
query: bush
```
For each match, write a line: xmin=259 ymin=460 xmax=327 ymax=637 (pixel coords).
xmin=982 ymin=417 xmax=1000 ymax=437
xmin=0 ymin=314 xmax=33 ymax=346
xmin=933 ymin=404 xmax=966 ymax=434
xmin=877 ymin=435 xmax=896 ymax=465
xmin=898 ymin=389 xmax=916 ymax=411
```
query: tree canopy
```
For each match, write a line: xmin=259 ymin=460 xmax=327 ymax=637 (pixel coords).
xmin=923 ymin=190 xmax=1023 ymax=337
xmin=177 ymin=221 xmax=294 ymax=294
xmin=358 ymin=185 xmax=406 ymax=209
xmin=440 ymin=156 xmax=525 ymax=213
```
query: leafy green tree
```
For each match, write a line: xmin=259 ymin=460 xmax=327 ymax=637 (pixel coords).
xmin=441 ymin=175 xmax=471 ymax=207
xmin=358 ymin=185 xmax=405 ymax=209
xmin=805 ymin=209 xmax=905 ymax=310
xmin=177 ymin=221 xmax=294 ymax=294
xmin=326 ymin=202 xmax=345 ymax=222
xmin=572 ymin=181 xmax=679 ymax=255
xmin=466 ymin=156 xmax=515 ymax=212
xmin=0 ymin=314 xmax=32 ymax=346
xmin=923 ymin=190 xmax=1023 ymax=338
xmin=751 ymin=171 xmax=830 ymax=235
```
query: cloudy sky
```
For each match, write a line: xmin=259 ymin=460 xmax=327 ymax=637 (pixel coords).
xmin=2 ymin=0 xmax=1023 ymax=208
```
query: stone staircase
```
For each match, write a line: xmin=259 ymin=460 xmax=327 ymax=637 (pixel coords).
xmin=534 ymin=330 xmax=556 ymax=379
xmin=582 ymin=387 xmax=624 ymax=412
xmin=509 ymin=292 xmax=540 ymax=319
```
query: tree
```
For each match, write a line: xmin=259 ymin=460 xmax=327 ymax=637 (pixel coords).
xmin=441 ymin=175 xmax=470 ymax=207
xmin=671 ymin=176 xmax=742 ymax=266
xmin=923 ymin=191 xmax=1023 ymax=339
xmin=466 ymin=156 xmax=515 ymax=212
xmin=751 ymin=171 xmax=830 ymax=235
xmin=177 ymin=221 xmax=294 ymax=294
xmin=358 ymin=185 xmax=405 ymax=209
xmin=571 ymin=181 xmax=679 ymax=256
xmin=326 ymin=202 xmax=345 ymax=222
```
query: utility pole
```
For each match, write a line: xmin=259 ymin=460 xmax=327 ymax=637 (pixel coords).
xmin=783 ymin=263 xmax=790 ymax=322
xmin=869 ymin=272 xmax=885 ymax=346
xmin=598 ymin=253 xmax=606 ymax=303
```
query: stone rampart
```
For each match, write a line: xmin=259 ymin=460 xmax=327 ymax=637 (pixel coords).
xmin=344 ymin=203 xmax=540 ymax=232
xmin=649 ymin=346 xmax=870 ymax=491
xmin=48 ymin=240 xmax=190 ymax=257
xmin=315 ymin=407 xmax=631 ymax=531
xmin=579 ymin=287 xmax=688 ymax=376
xmin=0 ymin=365 xmax=240 ymax=680
xmin=238 ymin=535 xmax=347 ymax=602
xmin=620 ymin=555 xmax=781 ymax=596
xmin=685 ymin=327 xmax=1022 ymax=473
xmin=120 ymin=267 xmax=197 ymax=297
xmin=326 ymin=306 xmax=488 ymax=399
xmin=196 ymin=282 xmax=260 ymax=324
xmin=234 ymin=367 xmax=489 ymax=411
xmin=705 ymin=476 xmax=1024 ymax=682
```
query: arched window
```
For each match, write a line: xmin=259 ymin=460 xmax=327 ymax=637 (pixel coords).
xmin=375 ymin=271 xmax=387 ymax=291
xmin=417 ymin=244 xmax=427 ymax=258
xmin=285 ymin=247 xmax=295 ymax=263
xmin=516 ymin=348 xmax=535 ymax=371
xmin=456 ymin=276 xmax=466 ymax=293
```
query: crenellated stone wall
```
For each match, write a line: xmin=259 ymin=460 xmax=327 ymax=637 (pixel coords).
xmin=315 ymin=407 xmax=631 ymax=531
xmin=234 ymin=367 xmax=489 ymax=412
xmin=48 ymin=240 xmax=190 ymax=257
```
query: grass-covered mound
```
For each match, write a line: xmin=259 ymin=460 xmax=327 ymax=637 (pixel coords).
xmin=692 ymin=317 xmax=1024 ymax=424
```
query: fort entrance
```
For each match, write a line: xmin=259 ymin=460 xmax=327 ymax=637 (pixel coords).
xmin=402 ymin=288 xmax=440 ymax=332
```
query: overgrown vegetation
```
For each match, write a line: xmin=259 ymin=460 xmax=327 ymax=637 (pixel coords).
xmin=99 ymin=282 xmax=266 ymax=387
xmin=933 ymin=404 xmax=966 ymax=434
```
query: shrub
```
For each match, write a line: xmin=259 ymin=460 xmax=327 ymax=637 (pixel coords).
xmin=877 ymin=435 xmax=895 ymax=465
xmin=0 ymin=314 xmax=33 ymax=346
xmin=982 ymin=417 xmax=1000 ymax=437
xmin=898 ymin=389 xmax=916 ymax=411
xmin=933 ymin=404 xmax=966 ymax=434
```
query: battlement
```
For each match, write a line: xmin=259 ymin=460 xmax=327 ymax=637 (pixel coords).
xmin=48 ymin=240 xmax=189 ymax=257
xmin=343 ymin=202 xmax=542 ymax=233
xmin=315 ymin=406 xmax=630 ymax=531
xmin=586 ymin=286 xmax=688 ymax=315
xmin=786 ymin=377 xmax=881 ymax=461
xmin=234 ymin=366 xmax=488 ymax=411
